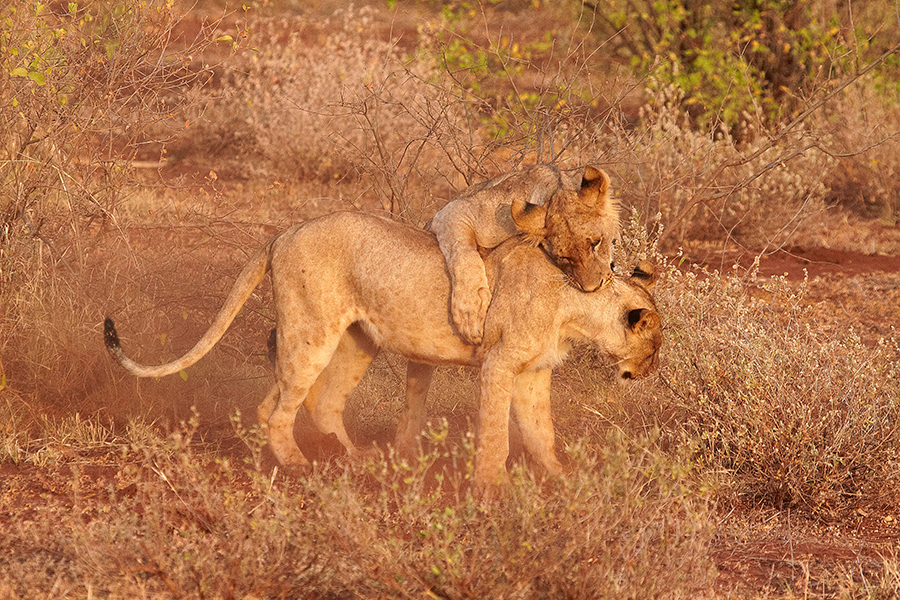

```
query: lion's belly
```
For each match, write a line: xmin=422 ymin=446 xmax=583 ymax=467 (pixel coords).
xmin=358 ymin=317 xmax=479 ymax=367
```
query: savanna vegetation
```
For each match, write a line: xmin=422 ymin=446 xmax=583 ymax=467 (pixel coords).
xmin=2 ymin=0 xmax=900 ymax=597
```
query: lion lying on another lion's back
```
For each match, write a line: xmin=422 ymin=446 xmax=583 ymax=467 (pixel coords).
xmin=105 ymin=211 xmax=661 ymax=488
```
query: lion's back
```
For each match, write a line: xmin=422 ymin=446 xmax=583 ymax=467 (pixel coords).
xmin=429 ymin=165 xmax=576 ymax=250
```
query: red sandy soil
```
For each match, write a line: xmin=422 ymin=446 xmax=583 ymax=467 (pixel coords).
xmin=682 ymin=239 xmax=900 ymax=595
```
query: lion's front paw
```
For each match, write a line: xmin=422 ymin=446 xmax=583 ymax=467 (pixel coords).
xmin=451 ymin=285 xmax=491 ymax=345
xmin=280 ymin=463 xmax=313 ymax=479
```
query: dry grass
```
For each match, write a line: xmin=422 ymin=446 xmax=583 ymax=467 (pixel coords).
xmin=0 ymin=414 xmax=716 ymax=598
xmin=656 ymin=263 xmax=900 ymax=514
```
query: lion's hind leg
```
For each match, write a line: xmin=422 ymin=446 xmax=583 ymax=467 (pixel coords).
xmin=265 ymin=325 xmax=347 ymax=469
xmin=304 ymin=324 xmax=379 ymax=456
xmin=257 ymin=325 xmax=377 ymax=462
xmin=394 ymin=361 xmax=436 ymax=459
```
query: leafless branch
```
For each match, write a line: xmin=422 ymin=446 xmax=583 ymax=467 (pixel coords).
xmin=661 ymin=39 xmax=900 ymax=242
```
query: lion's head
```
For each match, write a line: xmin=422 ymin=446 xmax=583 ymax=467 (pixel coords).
xmin=510 ymin=165 xmax=619 ymax=293
xmin=617 ymin=306 xmax=662 ymax=380
xmin=615 ymin=264 xmax=662 ymax=381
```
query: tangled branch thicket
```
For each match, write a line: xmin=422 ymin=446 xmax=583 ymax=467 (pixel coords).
xmin=0 ymin=0 xmax=239 ymax=416
xmin=196 ymin=3 xmax=900 ymax=247
xmin=193 ymin=7 xmax=464 ymax=223
xmin=0 ymin=0 xmax=231 ymax=237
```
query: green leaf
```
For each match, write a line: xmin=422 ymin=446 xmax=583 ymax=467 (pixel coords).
xmin=10 ymin=67 xmax=27 ymax=77
xmin=28 ymin=71 xmax=46 ymax=85
xmin=216 ymin=35 xmax=233 ymax=42
xmin=179 ymin=369 xmax=188 ymax=381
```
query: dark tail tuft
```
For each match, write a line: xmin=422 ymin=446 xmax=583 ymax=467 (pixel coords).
xmin=267 ymin=327 xmax=277 ymax=367
xmin=104 ymin=317 xmax=121 ymax=350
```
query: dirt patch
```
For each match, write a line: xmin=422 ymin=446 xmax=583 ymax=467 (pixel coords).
xmin=713 ymin=508 xmax=900 ymax=596
xmin=684 ymin=243 xmax=900 ymax=280
xmin=768 ymin=245 xmax=900 ymax=279
xmin=683 ymin=243 xmax=900 ymax=346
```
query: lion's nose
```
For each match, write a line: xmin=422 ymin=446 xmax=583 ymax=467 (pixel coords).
xmin=576 ymin=270 xmax=613 ymax=293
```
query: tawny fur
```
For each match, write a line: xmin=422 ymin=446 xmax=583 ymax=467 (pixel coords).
xmin=105 ymin=211 xmax=659 ymax=488
xmin=428 ymin=164 xmax=620 ymax=344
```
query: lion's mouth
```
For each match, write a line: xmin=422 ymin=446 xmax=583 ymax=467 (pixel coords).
xmin=616 ymin=348 xmax=660 ymax=381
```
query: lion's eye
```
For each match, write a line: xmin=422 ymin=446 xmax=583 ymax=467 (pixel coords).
xmin=591 ymin=238 xmax=603 ymax=252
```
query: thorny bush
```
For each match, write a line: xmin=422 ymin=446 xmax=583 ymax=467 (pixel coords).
xmin=656 ymin=263 xmax=900 ymax=514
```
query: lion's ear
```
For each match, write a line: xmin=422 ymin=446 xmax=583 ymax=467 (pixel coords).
xmin=632 ymin=309 xmax=661 ymax=335
xmin=631 ymin=260 xmax=658 ymax=290
xmin=511 ymin=197 xmax=547 ymax=236
xmin=581 ymin=166 xmax=610 ymax=201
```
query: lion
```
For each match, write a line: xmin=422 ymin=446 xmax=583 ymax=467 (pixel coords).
xmin=104 ymin=211 xmax=660 ymax=487
xmin=429 ymin=164 xmax=619 ymax=344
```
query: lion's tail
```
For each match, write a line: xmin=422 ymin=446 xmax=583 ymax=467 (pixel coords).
xmin=104 ymin=241 xmax=273 ymax=378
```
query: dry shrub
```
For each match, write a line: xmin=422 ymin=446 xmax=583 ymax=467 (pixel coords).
xmin=655 ymin=263 xmax=900 ymax=514
xmin=0 ymin=215 xmax=279 ymax=445
xmin=577 ymin=212 xmax=900 ymax=515
xmin=0 ymin=417 xmax=716 ymax=598
xmin=345 ymin=431 xmax=714 ymax=600
xmin=189 ymin=0 xmax=900 ymax=256
xmin=0 ymin=0 xmax=232 ymax=233
xmin=0 ymin=0 xmax=241 ymax=426
xmin=193 ymin=6 xmax=468 ymax=222
xmin=582 ymin=17 xmax=900 ymax=254
xmin=182 ymin=0 xmax=900 ymax=252
xmin=818 ymin=84 xmax=900 ymax=224
xmin=600 ymin=83 xmax=838 ymax=251
xmin=192 ymin=4 xmax=649 ymax=222
xmin=0 ymin=223 xmax=123 ymax=431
